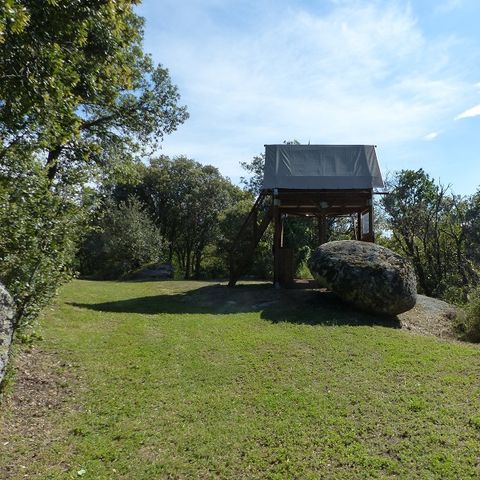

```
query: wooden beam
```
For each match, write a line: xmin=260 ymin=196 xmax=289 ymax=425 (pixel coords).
xmin=318 ymin=214 xmax=328 ymax=245
xmin=273 ymin=191 xmax=282 ymax=288
xmin=369 ymin=205 xmax=375 ymax=242
xmin=279 ymin=206 xmax=368 ymax=216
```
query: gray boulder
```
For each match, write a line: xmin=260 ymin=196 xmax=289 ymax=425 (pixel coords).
xmin=0 ymin=283 xmax=15 ymax=385
xmin=308 ymin=240 xmax=417 ymax=315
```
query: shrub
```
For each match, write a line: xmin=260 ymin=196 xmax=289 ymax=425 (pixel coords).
xmin=463 ymin=286 xmax=480 ymax=342
xmin=79 ymin=196 xmax=164 ymax=278
xmin=0 ymin=160 xmax=84 ymax=328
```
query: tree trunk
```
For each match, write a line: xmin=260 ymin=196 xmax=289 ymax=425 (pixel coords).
xmin=46 ymin=145 xmax=63 ymax=183
xmin=184 ymin=250 xmax=192 ymax=279
xmin=193 ymin=250 xmax=202 ymax=279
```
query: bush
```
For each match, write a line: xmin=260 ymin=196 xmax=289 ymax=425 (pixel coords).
xmin=463 ymin=286 xmax=480 ymax=342
xmin=0 ymin=160 xmax=84 ymax=328
xmin=79 ymin=196 xmax=164 ymax=278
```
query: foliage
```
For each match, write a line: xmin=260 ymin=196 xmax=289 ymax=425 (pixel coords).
xmin=0 ymin=1 xmax=187 ymax=326
xmin=101 ymin=156 xmax=246 ymax=279
xmin=2 ymin=279 xmax=480 ymax=478
xmin=464 ymin=190 xmax=480 ymax=266
xmin=0 ymin=0 xmax=188 ymax=185
xmin=0 ymin=157 xmax=84 ymax=327
xmin=216 ymin=198 xmax=254 ymax=276
xmin=240 ymin=153 xmax=265 ymax=196
xmin=80 ymin=196 xmax=164 ymax=278
xmin=282 ymin=217 xmax=316 ymax=275
xmin=462 ymin=286 xmax=480 ymax=342
xmin=240 ymin=140 xmax=300 ymax=196
xmin=381 ymin=169 xmax=477 ymax=300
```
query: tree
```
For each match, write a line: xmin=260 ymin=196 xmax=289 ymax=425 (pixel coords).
xmin=240 ymin=153 xmax=265 ymax=196
xmin=240 ymin=140 xmax=300 ymax=196
xmin=105 ymin=156 xmax=245 ymax=279
xmin=381 ymin=169 xmax=477 ymax=300
xmin=80 ymin=196 xmax=164 ymax=278
xmin=0 ymin=1 xmax=188 ymax=325
xmin=464 ymin=191 xmax=480 ymax=265
xmin=0 ymin=0 xmax=188 ymax=185
xmin=0 ymin=154 xmax=84 ymax=326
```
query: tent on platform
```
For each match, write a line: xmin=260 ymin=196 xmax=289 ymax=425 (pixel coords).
xmin=229 ymin=144 xmax=385 ymax=287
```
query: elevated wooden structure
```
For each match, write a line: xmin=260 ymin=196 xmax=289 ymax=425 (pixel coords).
xmin=229 ymin=145 xmax=384 ymax=287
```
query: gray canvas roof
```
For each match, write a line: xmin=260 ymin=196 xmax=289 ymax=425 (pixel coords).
xmin=262 ymin=144 xmax=384 ymax=190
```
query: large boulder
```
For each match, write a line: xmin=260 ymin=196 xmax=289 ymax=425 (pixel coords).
xmin=0 ymin=282 xmax=15 ymax=385
xmin=308 ymin=240 xmax=417 ymax=315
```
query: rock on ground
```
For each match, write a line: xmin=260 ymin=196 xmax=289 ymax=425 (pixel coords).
xmin=308 ymin=240 xmax=417 ymax=316
xmin=126 ymin=264 xmax=174 ymax=281
xmin=399 ymin=295 xmax=458 ymax=339
xmin=0 ymin=282 xmax=16 ymax=385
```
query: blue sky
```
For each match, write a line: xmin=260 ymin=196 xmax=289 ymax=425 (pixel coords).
xmin=137 ymin=0 xmax=480 ymax=195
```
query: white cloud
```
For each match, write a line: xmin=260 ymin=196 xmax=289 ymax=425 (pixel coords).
xmin=142 ymin=1 xmax=471 ymax=176
xmin=456 ymin=104 xmax=480 ymax=120
xmin=424 ymin=131 xmax=442 ymax=140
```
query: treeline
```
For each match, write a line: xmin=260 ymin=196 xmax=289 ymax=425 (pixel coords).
xmin=380 ymin=169 xmax=480 ymax=303
xmin=77 ymin=156 xmax=263 ymax=280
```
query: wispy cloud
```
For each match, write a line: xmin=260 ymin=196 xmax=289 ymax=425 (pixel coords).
xmin=142 ymin=0 xmax=471 ymax=176
xmin=455 ymin=104 xmax=480 ymax=120
xmin=424 ymin=131 xmax=442 ymax=140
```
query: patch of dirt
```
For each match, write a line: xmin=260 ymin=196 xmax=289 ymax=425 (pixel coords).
xmin=0 ymin=346 xmax=81 ymax=479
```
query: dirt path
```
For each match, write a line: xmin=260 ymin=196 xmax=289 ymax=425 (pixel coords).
xmin=0 ymin=347 xmax=80 ymax=479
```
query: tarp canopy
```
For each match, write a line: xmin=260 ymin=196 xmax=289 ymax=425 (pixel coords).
xmin=262 ymin=144 xmax=384 ymax=190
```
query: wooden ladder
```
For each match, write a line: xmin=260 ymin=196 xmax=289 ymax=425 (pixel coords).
xmin=228 ymin=191 xmax=272 ymax=286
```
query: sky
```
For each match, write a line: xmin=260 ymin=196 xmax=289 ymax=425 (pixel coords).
xmin=136 ymin=0 xmax=480 ymax=195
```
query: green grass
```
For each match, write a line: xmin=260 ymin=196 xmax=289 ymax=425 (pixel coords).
xmin=1 ymin=280 xmax=480 ymax=479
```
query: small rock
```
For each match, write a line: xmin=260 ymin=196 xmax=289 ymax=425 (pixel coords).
xmin=126 ymin=263 xmax=174 ymax=280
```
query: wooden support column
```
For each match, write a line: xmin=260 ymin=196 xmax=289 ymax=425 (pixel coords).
xmin=318 ymin=214 xmax=328 ymax=245
xmin=357 ymin=212 xmax=362 ymax=240
xmin=273 ymin=189 xmax=282 ymax=288
xmin=368 ymin=191 xmax=375 ymax=242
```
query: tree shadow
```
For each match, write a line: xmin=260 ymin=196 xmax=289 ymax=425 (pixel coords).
xmin=69 ymin=282 xmax=401 ymax=329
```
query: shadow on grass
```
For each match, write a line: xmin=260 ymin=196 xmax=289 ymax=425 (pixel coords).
xmin=68 ymin=283 xmax=401 ymax=329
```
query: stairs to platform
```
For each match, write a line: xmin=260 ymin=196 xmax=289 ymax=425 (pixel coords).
xmin=228 ymin=191 xmax=272 ymax=286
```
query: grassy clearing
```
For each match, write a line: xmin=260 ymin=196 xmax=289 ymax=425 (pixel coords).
xmin=1 ymin=280 xmax=479 ymax=479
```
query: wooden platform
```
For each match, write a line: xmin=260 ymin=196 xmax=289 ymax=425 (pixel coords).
xmin=229 ymin=188 xmax=376 ymax=287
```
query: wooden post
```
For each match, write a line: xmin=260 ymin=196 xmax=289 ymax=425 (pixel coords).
xmin=273 ymin=190 xmax=282 ymax=288
xmin=357 ymin=211 xmax=362 ymax=240
xmin=318 ymin=214 xmax=328 ymax=245
xmin=369 ymin=191 xmax=375 ymax=242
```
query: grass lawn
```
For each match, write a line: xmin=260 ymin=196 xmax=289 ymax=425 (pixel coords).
xmin=1 ymin=279 xmax=480 ymax=479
